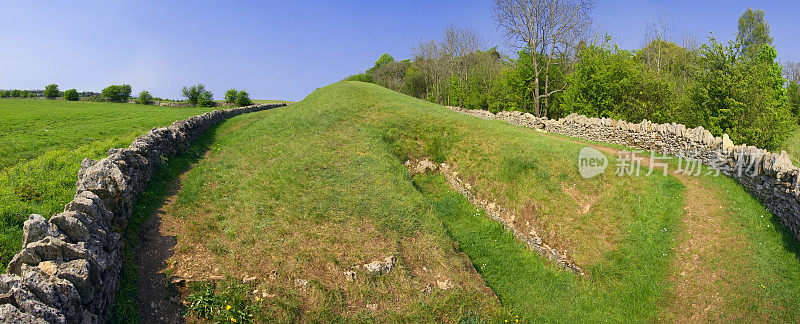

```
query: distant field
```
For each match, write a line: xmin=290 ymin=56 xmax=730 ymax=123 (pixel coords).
xmin=0 ymin=99 xmax=213 ymax=168
xmin=0 ymin=99 xmax=214 ymax=268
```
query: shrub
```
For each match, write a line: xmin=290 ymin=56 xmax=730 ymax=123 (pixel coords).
xmin=136 ymin=91 xmax=154 ymax=105
xmin=235 ymin=90 xmax=252 ymax=106
xmin=63 ymin=89 xmax=80 ymax=101
xmin=102 ymin=84 xmax=132 ymax=103
xmin=21 ymin=90 xmax=32 ymax=98
xmin=86 ymin=94 xmax=103 ymax=102
xmin=225 ymin=89 xmax=238 ymax=103
xmin=182 ymin=84 xmax=215 ymax=107
xmin=0 ymin=91 xmax=9 ymax=98
xmin=10 ymin=90 xmax=21 ymax=98
xmin=346 ymin=73 xmax=373 ymax=83
xmin=43 ymin=84 xmax=59 ymax=99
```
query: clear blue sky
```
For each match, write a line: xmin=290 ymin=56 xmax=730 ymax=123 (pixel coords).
xmin=1 ymin=0 xmax=798 ymax=101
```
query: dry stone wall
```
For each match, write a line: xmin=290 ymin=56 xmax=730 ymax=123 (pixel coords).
xmin=0 ymin=103 xmax=286 ymax=323
xmin=448 ymin=106 xmax=800 ymax=244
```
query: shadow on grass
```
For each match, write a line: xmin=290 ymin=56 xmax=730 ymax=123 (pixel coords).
xmin=110 ymin=124 xmax=223 ymax=323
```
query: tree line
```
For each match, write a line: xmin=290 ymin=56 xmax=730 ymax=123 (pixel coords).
xmin=1 ymin=83 xmax=253 ymax=108
xmin=349 ymin=3 xmax=799 ymax=150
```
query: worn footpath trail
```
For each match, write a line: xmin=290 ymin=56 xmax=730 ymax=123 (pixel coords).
xmin=526 ymin=128 xmax=761 ymax=322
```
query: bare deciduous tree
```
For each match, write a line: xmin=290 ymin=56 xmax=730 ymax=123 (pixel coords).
xmin=785 ymin=61 xmax=800 ymax=85
xmin=642 ymin=13 xmax=672 ymax=72
xmin=493 ymin=0 xmax=595 ymax=116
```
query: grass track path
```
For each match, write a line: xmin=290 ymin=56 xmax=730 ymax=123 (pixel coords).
xmin=519 ymin=127 xmax=763 ymax=322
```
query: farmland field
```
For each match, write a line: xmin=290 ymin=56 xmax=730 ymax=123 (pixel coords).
xmin=0 ymin=99 xmax=214 ymax=268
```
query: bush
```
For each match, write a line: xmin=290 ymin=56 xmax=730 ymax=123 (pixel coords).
xmin=136 ymin=91 xmax=154 ymax=105
xmin=0 ymin=91 xmax=8 ymax=98
xmin=102 ymin=84 xmax=132 ymax=103
xmin=63 ymin=89 xmax=80 ymax=101
xmin=225 ymin=89 xmax=238 ymax=103
xmin=21 ymin=90 xmax=32 ymax=98
xmin=43 ymin=84 xmax=59 ymax=99
xmin=346 ymin=73 xmax=373 ymax=83
xmin=182 ymin=84 xmax=215 ymax=107
xmin=10 ymin=90 xmax=21 ymax=98
xmin=235 ymin=90 xmax=252 ymax=106
xmin=86 ymin=94 xmax=103 ymax=102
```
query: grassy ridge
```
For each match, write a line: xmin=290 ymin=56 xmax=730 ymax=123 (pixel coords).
xmin=153 ymin=81 xmax=692 ymax=321
xmin=0 ymin=99 xmax=213 ymax=269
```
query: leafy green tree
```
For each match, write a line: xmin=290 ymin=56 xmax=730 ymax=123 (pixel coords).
xmin=368 ymin=53 xmax=396 ymax=74
xmin=224 ymin=89 xmax=238 ymax=103
xmin=235 ymin=90 xmax=252 ymax=106
xmin=21 ymin=90 xmax=32 ymax=98
xmin=43 ymin=84 xmax=60 ymax=99
xmin=10 ymin=90 xmax=21 ymax=98
xmin=198 ymin=90 xmax=215 ymax=107
xmin=182 ymin=84 xmax=214 ymax=106
xmin=689 ymin=36 xmax=793 ymax=149
xmin=0 ymin=91 xmax=8 ymax=98
xmin=561 ymin=42 xmax=676 ymax=123
xmin=102 ymin=84 xmax=132 ymax=102
xmin=63 ymin=89 xmax=80 ymax=101
xmin=736 ymin=8 xmax=773 ymax=59
xmin=136 ymin=91 xmax=154 ymax=105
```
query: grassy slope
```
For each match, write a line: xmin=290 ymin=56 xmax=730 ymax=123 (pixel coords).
xmin=0 ymin=99 xmax=213 ymax=268
xmin=153 ymin=81 xmax=696 ymax=322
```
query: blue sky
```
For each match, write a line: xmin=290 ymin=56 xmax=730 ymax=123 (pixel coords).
xmin=1 ymin=0 xmax=798 ymax=101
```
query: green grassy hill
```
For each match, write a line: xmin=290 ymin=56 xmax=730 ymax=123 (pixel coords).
xmin=0 ymin=99 xmax=214 ymax=268
xmin=113 ymin=81 xmax=800 ymax=322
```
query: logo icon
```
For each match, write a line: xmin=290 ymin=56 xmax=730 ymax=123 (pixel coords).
xmin=578 ymin=147 xmax=607 ymax=178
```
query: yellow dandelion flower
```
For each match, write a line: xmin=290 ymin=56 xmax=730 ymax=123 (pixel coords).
xmin=226 ymin=305 xmax=232 ymax=310
xmin=230 ymin=317 xmax=236 ymax=322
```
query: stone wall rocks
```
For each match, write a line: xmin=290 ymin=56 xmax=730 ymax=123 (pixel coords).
xmin=1 ymin=103 xmax=286 ymax=323
xmin=449 ymin=106 xmax=800 ymax=245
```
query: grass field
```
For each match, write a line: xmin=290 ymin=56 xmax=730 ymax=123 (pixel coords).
xmin=0 ymin=99 xmax=214 ymax=269
xmin=110 ymin=81 xmax=799 ymax=322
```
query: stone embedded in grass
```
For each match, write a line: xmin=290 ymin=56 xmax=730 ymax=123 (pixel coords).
xmin=343 ymin=271 xmax=356 ymax=282
xmin=243 ymin=276 xmax=257 ymax=284
xmin=363 ymin=256 xmax=396 ymax=275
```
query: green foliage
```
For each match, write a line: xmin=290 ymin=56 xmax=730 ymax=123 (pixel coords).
xmin=736 ymin=8 xmax=773 ymax=59
xmin=182 ymin=84 xmax=215 ymax=107
xmin=688 ymin=36 xmax=793 ymax=149
xmin=225 ymin=88 xmax=238 ymax=103
xmin=63 ymin=89 xmax=80 ymax=101
xmin=788 ymin=81 xmax=800 ymax=119
xmin=102 ymin=84 xmax=132 ymax=103
xmin=86 ymin=94 xmax=103 ymax=102
xmin=562 ymin=43 xmax=678 ymax=123
xmin=10 ymin=90 xmax=21 ymax=98
xmin=345 ymin=73 xmax=373 ymax=83
xmin=43 ymin=84 xmax=60 ymax=99
xmin=21 ymin=90 xmax=32 ymax=98
xmin=135 ymin=91 xmax=154 ymax=105
xmin=0 ymin=91 xmax=9 ymax=98
xmin=185 ymin=281 xmax=261 ymax=323
xmin=235 ymin=90 xmax=252 ymax=106
xmin=368 ymin=53 xmax=395 ymax=74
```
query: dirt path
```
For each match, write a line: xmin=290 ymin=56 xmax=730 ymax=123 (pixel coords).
xmin=137 ymin=177 xmax=186 ymax=324
xmin=515 ymin=127 xmax=754 ymax=322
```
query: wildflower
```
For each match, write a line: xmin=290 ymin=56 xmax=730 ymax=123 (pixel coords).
xmin=226 ymin=305 xmax=232 ymax=310
xmin=230 ymin=317 xmax=236 ymax=322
